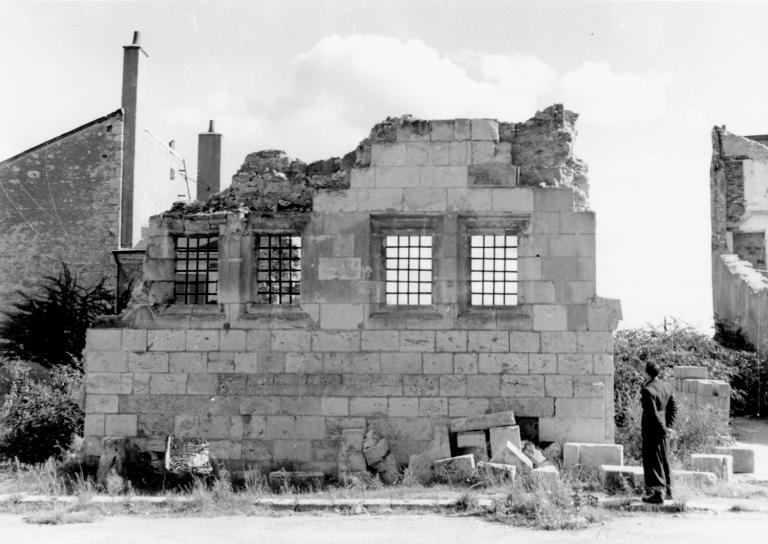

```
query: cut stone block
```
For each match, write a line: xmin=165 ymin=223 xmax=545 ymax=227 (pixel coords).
xmin=672 ymin=469 xmax=717 ymax=488
xmin=407 ymin=453 xmax=434 ymax=484
xmin=674 ymin=366 xmax=708 ymax=379
xmin=563 ymin=442 xmax=623 ymax=469
xmin=714 ymin=446 xmax=755 ymax=473
xmin=425 ymin=425 xmax=451 ymax=461
xmin=490 ymin=440 xmax=533 ymax=473
xmin=450 ymin=410 xmax=516 ymax=433
xmin=690 ymin=453 xmax=733 ymax=481
xmin=522 ymin=441 xmax=547 ymax=468
xmin=457 ymin=431 xmax=487 ymax=449
xmin=489 ymin=426 xmax=521 ymax=457
xmin=459 ymin=446 xmax=489 ymax=463
xmin=363 ymin=438 xmax=390 ymax=467
xmin=530 ymin=465 xmax=559 ymax=485
xmin=433 ymin=454 xmax=476 ymax=481
xmin=599 ymin=464 xmax=643 ymax=493
xmin=341 ymin=429 xmax=365 ymax=451
xmin=372 ymin=452 xmax=401 ymax=484
xmin=477 ymin=461 xmax=517 ymax=481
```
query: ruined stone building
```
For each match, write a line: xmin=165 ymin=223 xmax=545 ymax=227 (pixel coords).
xmin=711 ymin=127 xmax=768 ymax=353
xmin=83 ymin=105 xmax=622 ymax=472
xmin=0 ymin=32 xmax=218 ymax=310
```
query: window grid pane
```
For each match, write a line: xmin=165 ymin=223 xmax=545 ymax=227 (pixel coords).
xmin=385 ymin=235 xmax=432 ymax=305
xmin=254 ymin=235 xmax=301 ymax=305
xmin=174 ymin=235 xmax=219 ymax=304
xmin=470 ymin=234 xmax=518 ymax=306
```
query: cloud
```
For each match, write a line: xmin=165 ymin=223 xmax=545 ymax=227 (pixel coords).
xmin=559 ymin=61 xmax=670 ymax=125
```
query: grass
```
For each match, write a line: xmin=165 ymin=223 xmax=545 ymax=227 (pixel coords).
xmin=24 ymin=504 xmax=99 ymax=525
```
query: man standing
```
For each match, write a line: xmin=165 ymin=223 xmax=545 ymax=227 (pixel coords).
xmin=641 ymin=361 xmax=677 ymax=504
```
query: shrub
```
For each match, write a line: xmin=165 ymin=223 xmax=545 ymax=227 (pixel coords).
xmin=0 ymin=263 xmax=112 ymax=369
xmin=714 ymin=317 xmax=768 ymax=417
xmin=0 ymin=362 xmax=84 ymax=464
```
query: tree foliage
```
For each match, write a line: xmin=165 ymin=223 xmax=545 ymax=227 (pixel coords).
xmin=0 ymin=264 xmax=112 ymax=369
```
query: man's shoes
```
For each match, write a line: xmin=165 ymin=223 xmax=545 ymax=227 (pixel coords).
xmin=641 ymin=491 xmax=664 ymax=504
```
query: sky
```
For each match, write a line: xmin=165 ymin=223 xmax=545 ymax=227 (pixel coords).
xmin=2 ymin=0 xmax=768 ymax=331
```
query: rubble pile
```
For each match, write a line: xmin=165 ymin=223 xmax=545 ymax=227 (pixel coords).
xmin=337 ymin=427 xmax=402 ymax=486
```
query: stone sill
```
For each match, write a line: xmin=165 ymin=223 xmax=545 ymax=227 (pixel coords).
xmin=369 ymin=306 xmax=444 ymax=320
xmin=242 ymin=304 xmax=314 ymax=326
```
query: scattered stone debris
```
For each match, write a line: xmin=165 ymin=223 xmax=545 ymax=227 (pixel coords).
xmin=522 ymin=440 xmax=548 ymax=468
xmin=489 ymin=440 xmax=534 ymax=473
xmin=268 ymin=469 xmax=324 ymax=493
xmin=476 ymin=461 xmax=517 ymax=481
xmin=362 ymin=429 xmax=401 ymax=484
xmin=433 ymin=454 xmax=476 ymax=481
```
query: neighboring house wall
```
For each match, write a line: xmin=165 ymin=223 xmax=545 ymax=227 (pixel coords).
xmin=83 ymin=107 xmax=621 ymax=472
xmin=711 ymin=128 xmax=768 ymax=352
xmin=0 ymin=110 xmax=123 ymax=308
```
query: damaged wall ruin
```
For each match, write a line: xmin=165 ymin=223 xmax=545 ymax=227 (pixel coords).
xmin=711 ymin=127 xmax=768 ymax=353
xmin=82 ymin=105 xmax=622 ymax=472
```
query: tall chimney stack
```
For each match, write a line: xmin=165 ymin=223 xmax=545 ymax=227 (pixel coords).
xmin=120 ymin=30 xmax=145 ymax=248
xmin=197 ymin=120 xmax=221 ymax=202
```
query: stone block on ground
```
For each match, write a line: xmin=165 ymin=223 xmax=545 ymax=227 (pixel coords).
xmin=599 ymin=464 xmax=644 ymax=493
xmin=164 ymin=436 xmax=212 ymax=475
xmin=425 ymin=424 xmax=451 ymax=461
xmin=458 ymin=446 xmax=489 ymax=463
xmin=338 ymin=470 xmax=374 ymax=488
xmin=457 ymin=431 xmax=487 ymax=449
xmin=542 ymin=442 xmax=562 ymax=462
xmin=563 ymin=442 xmax=623 ymax=469
xmin=363 ymin=429 xmax=390 ymax=466
xmin=522 ymin=441 xmax=547 ymax=468
xmin=477 ymin=461 xmax=517 ymax=481
xmin=489 ymin=426 xmax=521 ymax=457
xmin=433 ymin=454 xmax=476 ymax=481
xmin=268 ymin=470 xmax=325 ymax=492
xmin=714 ymin=446 xmax=755 ymax=473
xmin=97 ymin=437 xmax=128 ymax=488
xmin=530 ymin=465 xmax=559 ymax=485
xmin=490 ymin=440 xmax=533 ymax=473
xmin=690 ymin=453 xmax=733 ymax=481
xmin=371 ymin=452 xmax=401 ymax=484
xmin=450 ymin=410 xmax=516 ymax=433
xmin=406 ymin=453 xmax=434 ymax=484
xmin=672 ymin=469 xmax=717 ymax=488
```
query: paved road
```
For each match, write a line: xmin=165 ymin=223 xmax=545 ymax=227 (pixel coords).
xmin=1 ymin=512 xmax=767 ymax=544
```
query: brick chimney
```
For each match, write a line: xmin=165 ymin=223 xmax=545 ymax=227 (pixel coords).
xmin=197 ymin=120 xmax=221 ymax=202
xmin=120 ymin=30 xmax=145 ymax=248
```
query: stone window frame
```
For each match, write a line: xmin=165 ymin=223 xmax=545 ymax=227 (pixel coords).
xmin=244 ymin=214 xmax=311 ymax=320
xmin=369 ymin=213 xmax=444 ymax=317
xmin=457 ymin=214 xmax=529 ymax=315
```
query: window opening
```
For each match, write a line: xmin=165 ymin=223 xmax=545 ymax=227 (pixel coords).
xmin=174 ymin=235 xmax=219 ymax=304
xmin=255 ymin=235 xmax=301 ymax=305
xmin=470 ymin=234 xmax=517 ymax=305
xmin=384 ymin=235 xmax=432 ymax=305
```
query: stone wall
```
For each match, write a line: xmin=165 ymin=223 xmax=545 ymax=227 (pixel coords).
xmin=0 ymin=111 xmax=123 ymax=309
xmin=84 ymin=108 xmax=621 ymax=473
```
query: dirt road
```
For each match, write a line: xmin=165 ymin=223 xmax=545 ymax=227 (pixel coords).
xmin=0 ymin=511 xmax=766 ymax=544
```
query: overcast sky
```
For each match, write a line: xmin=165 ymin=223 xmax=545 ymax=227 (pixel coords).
xmin=2 ymin=1 xmax=768 ymax=330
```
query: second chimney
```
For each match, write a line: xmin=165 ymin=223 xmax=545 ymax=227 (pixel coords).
xmin=197 ymin=120 xmax=221 ymax=202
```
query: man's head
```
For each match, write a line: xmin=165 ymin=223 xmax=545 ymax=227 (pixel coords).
xmin=645 ymin=361 xmax=661 ymax=379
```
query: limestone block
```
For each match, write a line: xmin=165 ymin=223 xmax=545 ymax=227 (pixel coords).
xmin=560 ymin=211 xmax=596 ymax=234
xmin=672 ymin=469 xmax=717 ymax=487
xmin=539 ymin=417 xmax=604 ymax=443
xmin=400 ymin=331 xmax=435 ymax=352
xmin=457 ymin=431 xmax=487 ymax=450
xmin=420 ymin=166 xmax=467 ymax=187
xmin=350 ymin=397 xmax=388 ymax=416
xmin=150 ymin=374 xmax=187 ymax=395
xmin=219 ymin=330 xmax=246 ymax=351
xmin=439 ymin=375 xmax=467 ymax=397
xmin=86 ymin=350 xmax=128 ymax=373
xmin=556 ymin=397 xmax=604 ymax=419
xmin=320 ymin=303 xmax=363 ymax=329
xmin=350 ymin=167 xmax=376 ymax=188
xmin=530 ymin=465 xmax=559 ymax=485
xmin=599 ymin=464 xmax=644 ymax=493
xmin=105 ymin=414 xmax=137 ymax=436
xmin=245 ymin=330 xmax=270 ymax=351
xmin=545 ymin=375 xmax=574 ymax=397
xmin=489 ymin=441 xmax=533 ymax=473
xmin=563 ymin=443 xmax=623 ymax=469
xmin=674 ymin=366 xmax=709 ymax=379
xmin=388 ymin=398 xmax=419 ymax=417
xmin=557 ymin=354 xmax=594 ymax=374
xmin=468 ymin=331 xmax=509 ymax=352
xmin=419 ymin=398 xmax=449 ymax=417
xmin=529 ymin=354 xmax=557 ymax=374
xmin=403 ymin=187 xmax=447 ymax=211
xmin=353 ymin=188 xmax=406 ymax=211
xmin=318 ymin=257 xmax=361 ymax=280
xmin=423 ymin=353 xmax=453 ymax=374
xmin=449 ymin=398 xmax=490 ymax=417
xmin=446 ymin=188 xmax=492 ymax=211
xmin=311 ymin=331 xmax=360 ymax=352
xmin=147 ymin=330 xmax=186 ymax=351
xmin=86 ymin=373 xmax=133 ymax=395
xmin=269 ymin=330 xmax=311 ymax=352
xmin=407 ymin=453 xmax=434 ymax=484
xmin=451 ymin=410 xmax=516 ymax=433
xmin=313 ymin=192 xmax=350 ymax=213
xmin=403 ymin=375 xmax=440 ymax=396
xmin=476 ymin=461 xmax=517 ymax=481
xmin=128 ymin=352 xmax=168 ymax=373
xmin=233 ymin=352 xmax=258 ymax=373
xmin=84 ymin=413 xmax=105 ymax=435
xmin=714 ymin=447 xmax=755 ymax=473
xmin=433 ymin=454 xmax=476 ymax=481
xmin=208 ymin=352 xmax=235 ymax=373
xmin=121 ymin=329 xmax=147 ymax=351
xmin=466 ymin=375 xmax=501 ymax=397
xmin=170 ymin=352 xmax=207 ymax=373
xmin=577 ymin=332 xmax=614 ymax=353
xmin=266 ymin=416 xmax=326 ymax=440
xmin=429 ymin=120 xmax=455 ymax=141
xmin=691 ymin=454 xmax=733 ymax=481
xmin=186 ymin=330 xmax=219 ymax=351
xmin=381 ymin=352 xmax=421 ymax=373
xmin=187 ymin=374 xmax=219 ymax=395
xmin=373 ymin=166 xmax=419 ymax=188
xmin=533 ymin=187 xmax=574 ymax=211
xmin=533 ymin=305 xmax=568 ymax=331
xmin=428 ymin=141 xmax=469 ymax=166
xmin=508 ymin=332 xmax=541 ymax=353
xmin=490 ymin=426 xmax=522 ymax=457
xmin=540 ymin=332 xmax=577 ymax=353
xmin=468 ymin=164 xmax=519 ymax=187
xmin=362 ymin=330 xmax=400 ymax=351
xmin=371 ymin=142 xmax=406 ymax=166
xmin=435 ymin=330 xmax=467 ymax=352
xmin=341 ymin=428 xmax=365 ymax=451
xmin=587 ymin=297 xmax=623 ymax=331
xmin=363 ymin=434 xmax=390 ymax=466
xmin=470 ymin=119 xmax=499 ymax=141
xmin=86 ymin=329 xmax=122 ymax=351
xmin=489 ymin=188 xmax=534 ymax=212
xmin=548 ymin=234 xmax=595 ymax=258
xmin=453 ymin=354 xmax=478 ymax=374
xmin=502 ymin=375 xmax=544 ymax=397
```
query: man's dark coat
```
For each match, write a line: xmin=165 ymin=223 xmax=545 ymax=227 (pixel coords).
xmin=641 ymin=376 xmax=677 ymax=495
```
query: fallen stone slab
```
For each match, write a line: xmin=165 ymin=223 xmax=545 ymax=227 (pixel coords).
xmin=489 ymin=426 xmax=521 ymax=457
xmin=522 ymin=441 xmax=547 ymax=467
xmin=450 ymin=411 xmax=516 ymax=433
xmin=476 ymin=461 xmax=517 ymax=481
xmin=425 ymin=425 xmax=451 ymax=460
xmin=563 ymin=442 xmax=623 ymax=469
xmin=691 ymin=454 xmax=733 ymax=481
xmin=363 ymin=434 xmax=390 ymax=466
xmin=458 ymin=445 xmax=489 ymax=463
xmin=268 ymin=470 xmax=325 ymax=492
xmin=372 ymin=452 xmax=401 ymax=484
xmin=599 ymin=464 xmax=644 ymax=493
xmin=433 ymin=454 xmax=476 ymax=481
xmin=715 ymin=446 xmax=755 ymax=473
xmin=671 ymin=469 xmax=717 ymax=488
xmin=489 ymin=440 xmax=533 ymax=473
xmin=530 ymin=465 xmax=559 ymax=485
xmin=457 ymin=430 xmax=486 ymax=449
xmin=407 ymin=453 xmax=434 ymax=484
